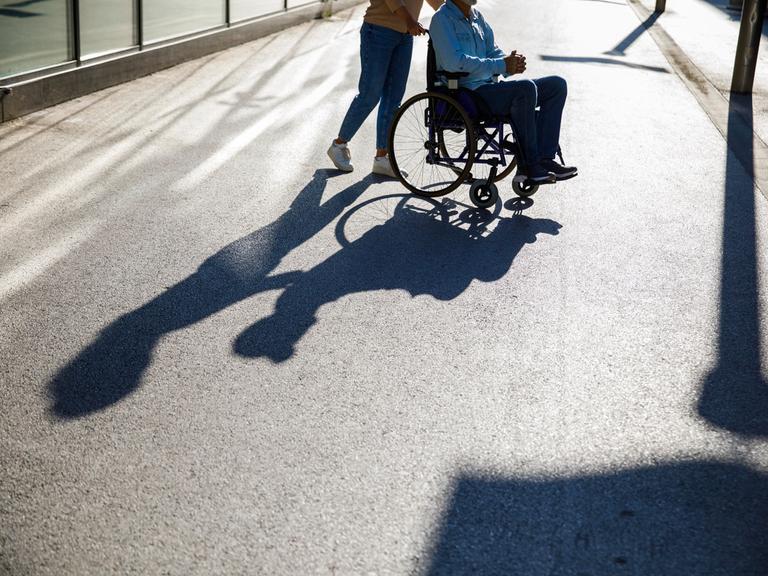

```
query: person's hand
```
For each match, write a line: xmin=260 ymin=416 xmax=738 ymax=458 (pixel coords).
xmin=394 ymin=6 xmax=427 ymax=36
xmin=406 ymin=18 xmax=427 ymax=36
xmin=504 ymin=51 xmax=527 ymax=75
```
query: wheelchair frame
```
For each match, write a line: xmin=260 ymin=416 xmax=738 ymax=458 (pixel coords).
xmin=387 ymin=38 xmax=539 ymax=208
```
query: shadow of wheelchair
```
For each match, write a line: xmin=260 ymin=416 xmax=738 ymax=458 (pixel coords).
xmin=233 ymin=193 xmax=561 ymax=362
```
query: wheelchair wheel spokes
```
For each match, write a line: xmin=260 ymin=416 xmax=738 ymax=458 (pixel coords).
xmin=389 ymin=92 xmax=475 ymax=197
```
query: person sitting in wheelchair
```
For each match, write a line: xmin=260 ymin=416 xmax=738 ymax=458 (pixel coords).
xmin=429 ymin=0 xmax=577 ymax=184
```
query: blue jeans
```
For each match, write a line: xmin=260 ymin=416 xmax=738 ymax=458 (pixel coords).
xmin=338 ymin=22 xmax=413 ymax=151
xmin=475 ymin=76 xmax=568 ymax=168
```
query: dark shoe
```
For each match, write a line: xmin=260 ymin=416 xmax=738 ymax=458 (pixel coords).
xmin=541 ymin=158 xmax=578 ymax=180
xmin=514 ymin=163 xmax=556 ymax=184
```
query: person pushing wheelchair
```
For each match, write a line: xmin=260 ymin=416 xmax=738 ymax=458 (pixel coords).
xmin=429 ymin=0 xmax=577 ymax=184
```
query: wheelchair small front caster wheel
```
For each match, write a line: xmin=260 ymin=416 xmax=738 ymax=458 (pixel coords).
xmin=512 ymin=178 xmax=539 ymax=198
xmin=469 ymin=180 xmax=498 ymax=209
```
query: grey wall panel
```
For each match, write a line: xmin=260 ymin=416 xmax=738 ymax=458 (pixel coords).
xmin=0 ymin=0 xmax=365 ymax=122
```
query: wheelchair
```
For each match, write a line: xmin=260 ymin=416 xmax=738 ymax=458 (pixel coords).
xmin=388 ymin=38 xmax=545 ymax=208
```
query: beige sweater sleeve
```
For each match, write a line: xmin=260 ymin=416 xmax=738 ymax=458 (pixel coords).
xmin=364 ymin=0 xmax=424 ymax=33
xmin=385 ymin=0 xmax=406 ymax=11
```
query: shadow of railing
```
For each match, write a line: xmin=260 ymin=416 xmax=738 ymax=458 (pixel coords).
xmin=422 ymin=462 xmax=768 ymax=574
xmin=697 ymin=93 xmax=768 ymax=436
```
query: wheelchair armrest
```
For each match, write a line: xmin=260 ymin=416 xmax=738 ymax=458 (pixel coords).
xmin=438 ymin=70 xmax=469 ymax=79
xmin=436 ymin=70 xmax=469 ymax=90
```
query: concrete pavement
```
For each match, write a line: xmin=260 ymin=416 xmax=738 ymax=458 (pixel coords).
xmin=1 ymin=0 xmax=767 ymax=574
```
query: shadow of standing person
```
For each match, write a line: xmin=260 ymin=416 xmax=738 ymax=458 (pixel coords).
xmin=49 ymin=170 xmax=374 ymax=419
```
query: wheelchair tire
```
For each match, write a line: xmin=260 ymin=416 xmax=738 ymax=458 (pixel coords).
xmin=512 ymin=178 xmax=539 ymax=198
xmin=389 ymin=92 xmax=475 ymax=197
xmin=469 ymin=180 xmax=498 ymax=209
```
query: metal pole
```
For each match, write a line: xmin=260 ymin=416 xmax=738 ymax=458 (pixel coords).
xmin=655 ymin=0 xmax=666 ymax=13
xmin=136 ymin=0 xmax=143 ymax=48
xmin=731 ymin=0 xmax=767 ymax=93
xmin=71 ymin=0 xmax=81 ymax=63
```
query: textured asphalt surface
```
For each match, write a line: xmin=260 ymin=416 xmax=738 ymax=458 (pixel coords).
xmin=2 ymin=1 xmax=768 ymax=574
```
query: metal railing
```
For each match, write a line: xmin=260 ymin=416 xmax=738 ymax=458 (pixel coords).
xmin=1 ymin=0 xmax=321 ymax=83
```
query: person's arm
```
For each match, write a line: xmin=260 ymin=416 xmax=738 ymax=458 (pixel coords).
xmin=395 ymin=6 xmax=427 ymax=35
xmin=429 ymin=13 xmax=506 ymax=76
xmin=386 ymin=0 xmax=427 ymax=35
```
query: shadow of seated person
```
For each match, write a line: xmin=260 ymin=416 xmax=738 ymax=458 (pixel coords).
xmin=234 ymin=201 xmax=561 ymax=362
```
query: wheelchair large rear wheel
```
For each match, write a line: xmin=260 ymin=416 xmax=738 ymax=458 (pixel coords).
xmin=389 ymin=92 xmax=475 ymax=197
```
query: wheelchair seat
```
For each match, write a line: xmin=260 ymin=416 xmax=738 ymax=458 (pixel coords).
xmin=433 ymin=85 xmax=496 ymax=122
xmin=427 ymin=38 xmax=502 ymax=123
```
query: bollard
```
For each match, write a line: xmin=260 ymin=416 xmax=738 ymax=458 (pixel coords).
xmin=655 ymin=0 xmax=666 ymax=12
xmin=731 ymin=0 xmax=767 ymax=93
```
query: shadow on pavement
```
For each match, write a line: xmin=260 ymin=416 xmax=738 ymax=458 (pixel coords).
xmin=422 ymin=462 xmax=768 ymax=575
xmin=540 ymin=55 xmax=668 ymax=73
xmin=697 ymin=93 xmax=768 ymax=436
xmin=48 ymin=169 xmax=372 ymax=419
xmin=540 ymin=11 xmax=668 ymax=74
xmin=605 ymin=10 xmax=661 ymax=55
xmin=233 ymin=195 xmax=561 ymax=362
xmin=700 ymin=0 xmax=768 ymax=32
xmin=48 ymin=177 xmax=560 ymax=418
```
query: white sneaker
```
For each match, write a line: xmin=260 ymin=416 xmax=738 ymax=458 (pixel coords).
xmin=327 ymin=141 xmax=353 ymax=172
xmin=372 ymin=156 xmax=405 ymax=179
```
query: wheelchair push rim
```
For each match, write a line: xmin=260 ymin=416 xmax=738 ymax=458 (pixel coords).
xmin=388 ymin=92 xmax=476 ymax=198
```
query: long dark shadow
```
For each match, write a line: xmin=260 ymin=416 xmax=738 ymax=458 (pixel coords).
xmin=232 ymin=195 xmax=561 ymax=363
xmin=604 ymin=11 xmax=661 ymax=56
xmin=423 ymin=463 xmax=768 ymax=574
xmin=0 ymin=7 xmax=40 ymax=17
xmin=540 ymin=55 xmax=669 ymax=73
xmin=697 ymin=93 xmax=768 ymax=436
xmin=700 ymin=0 xmax=768 ymax=33
xmin=48 ymin=169 xmax=372 ymax=419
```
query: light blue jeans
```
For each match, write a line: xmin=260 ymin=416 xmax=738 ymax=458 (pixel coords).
xmin=338 ymin=22 xmax=413 ymax=151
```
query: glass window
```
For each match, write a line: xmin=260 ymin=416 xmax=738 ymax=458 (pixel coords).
xmin=80 ymin=0 xmax=136 ymax=58
xmin=143 ymin=0 xmax=225 ymax=44
xmin=0 ymin=0 xmax=71 ymax=79
xmin=287 ymin=0 xmax=318 ymax=7
xmin=231 ymin=0 xmax=284 ymax=22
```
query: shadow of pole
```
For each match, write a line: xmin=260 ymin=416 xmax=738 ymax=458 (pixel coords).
xmin=697 ymin=93 xmax=768 ymax=436
xmin=604 ymin=11 xmax=661 ymax=55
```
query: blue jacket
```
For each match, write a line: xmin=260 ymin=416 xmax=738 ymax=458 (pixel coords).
xmin=429 ymin=1 xmax=507 ymax=90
